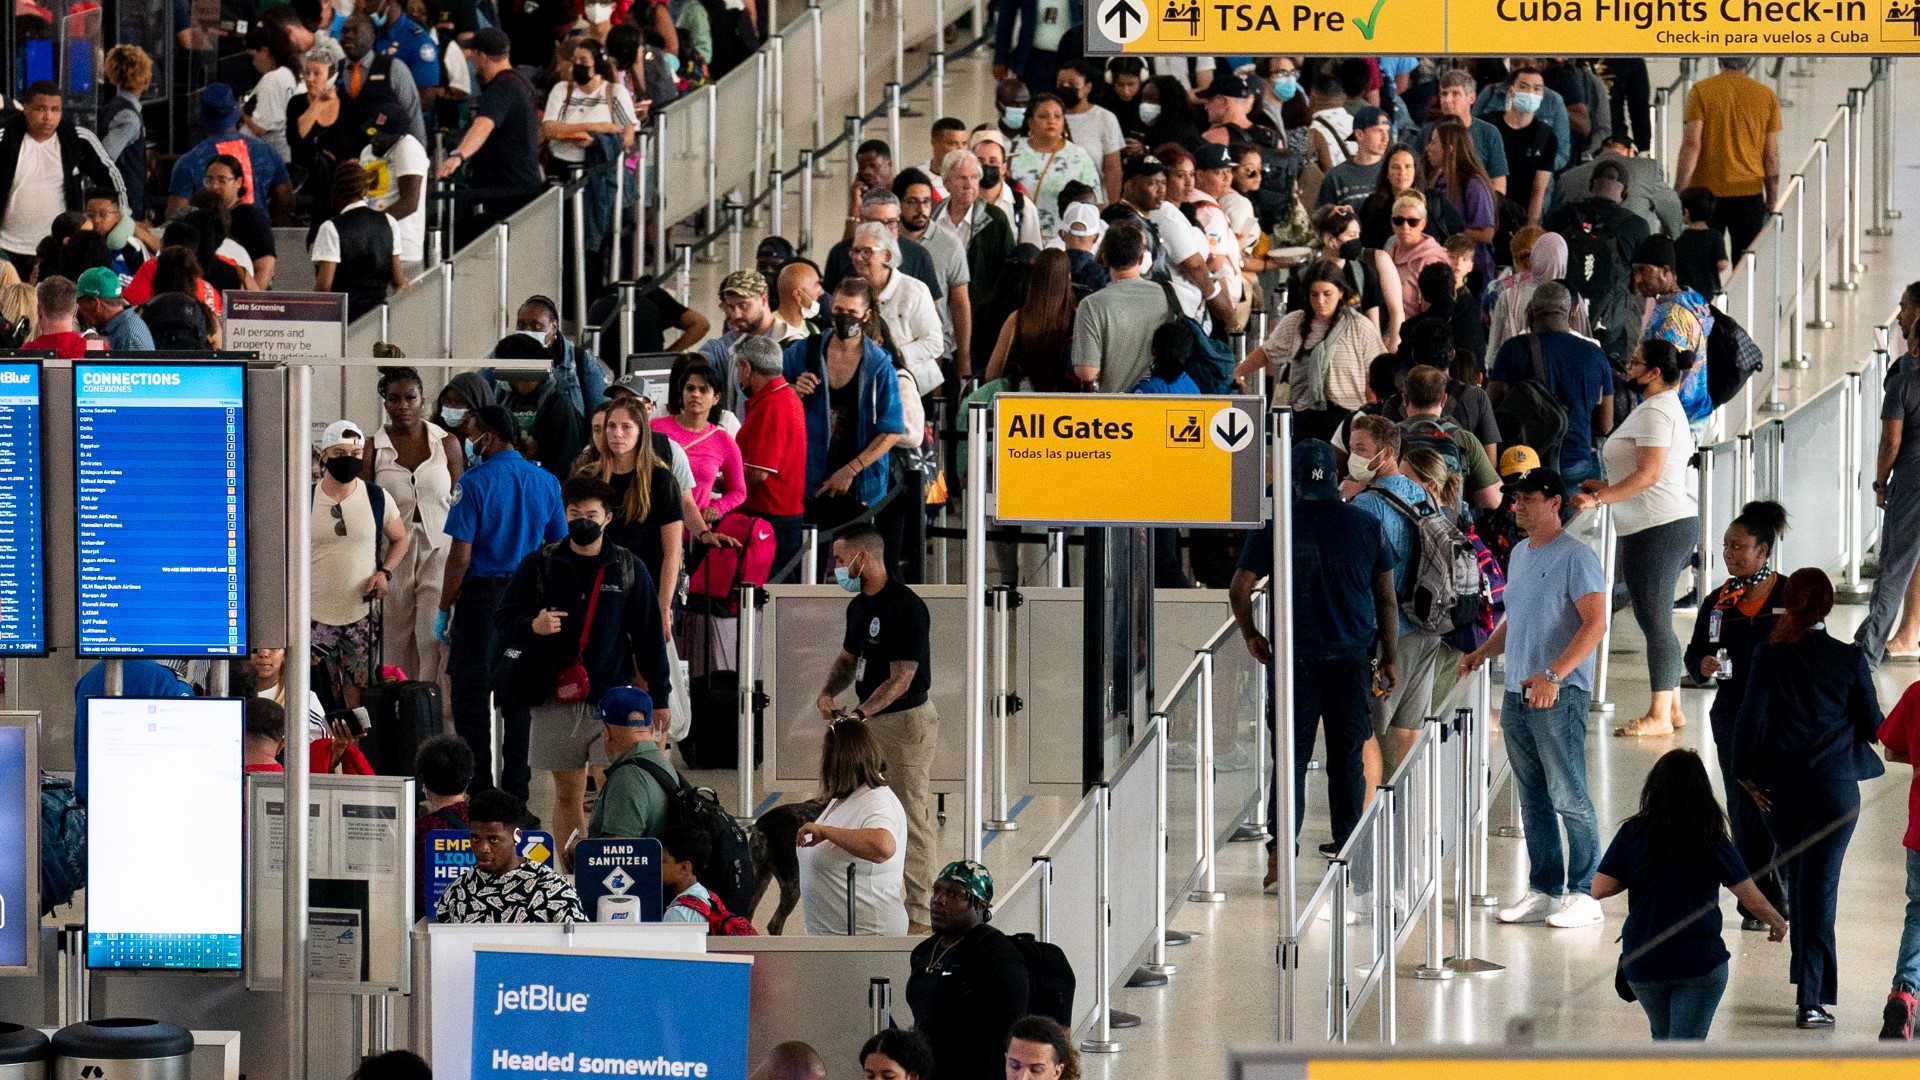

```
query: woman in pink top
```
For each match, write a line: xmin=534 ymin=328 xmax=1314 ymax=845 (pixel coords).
xmin=651 ymin=357 xmax=746 ymax=523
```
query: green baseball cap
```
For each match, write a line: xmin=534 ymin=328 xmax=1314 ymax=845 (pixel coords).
xmin=76 ymin=267 xmax=123 ymax=302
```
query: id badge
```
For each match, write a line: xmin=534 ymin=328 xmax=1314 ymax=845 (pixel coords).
xmin=1708 ymin=609 xmax=1723 ymax=642
xmin=854 ymin=657 xmax=867 ymax=683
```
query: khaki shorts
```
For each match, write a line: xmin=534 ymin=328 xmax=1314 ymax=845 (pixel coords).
xmin=527 ymin=702 xmax=611 ymax=772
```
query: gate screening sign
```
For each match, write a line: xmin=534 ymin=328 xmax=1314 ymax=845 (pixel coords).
xmin=1085 ymin=0 xmax=1920 ymax=53
xmin=993 ymin=394 xmax=1267 ymax=528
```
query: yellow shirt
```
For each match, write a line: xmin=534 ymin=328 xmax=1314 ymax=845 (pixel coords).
xmin=1683 ymin=72 xmax=1782 ymax=198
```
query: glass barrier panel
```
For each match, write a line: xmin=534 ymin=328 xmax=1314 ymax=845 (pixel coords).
xmin=1208 ymin=631 xmax=1266 ymax=850
xmin=776 ymin=15 xmax=818 ymax=168
xmin=1160 ymin=675 xmax=1203 ymax=904
xmin=817 ymin=0 xmax=865 ymax=131
xmin=385 ymin=266 xmax=450 ymax=363
xmin=1044 ymin=796 xmax=1101 ymax=1034
xmin=449 ymin=228 xmax=504 ymax=361
xmin=1861 ymin=375 xmax=1881 ymax=559
xmin=1779 ymin=382 xmax=1847 ymax=574
xmin=1107 ymin=726 xmax=1163 ymax=976
xmin=659 ymin=86 xmax=713 ymax=228
xmin=711 ymin=57 xmax=764 ymax=202
xmin=505 ymin=188 xmax=563 ymax=323
xmin=1708 ymin=441 xmax=1738 ymax=582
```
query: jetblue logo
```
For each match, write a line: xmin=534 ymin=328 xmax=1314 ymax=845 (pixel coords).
xmin=494 ymin=982 xmax=590 ymax=1015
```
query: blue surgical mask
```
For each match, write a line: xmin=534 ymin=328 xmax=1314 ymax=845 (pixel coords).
xmin=440 ymin=405 xmax=468 ymax=427
xmin=1510 ymin=91 xmax=1544 ymax=115
xmin=1273 ymin=75 xmax=1299 ymax=102
xmin=1002 ymin=106 xmax=1026 ymax=129
xmin=834 ymin=566 xmax=862 ymax=593
xmin=463 ymin=437 xmax=482 ymax=466
xmin=369 ymin=9 xmax=387 ymax=25
xmin=1137 ymin=102 xmax=1161 ymax=125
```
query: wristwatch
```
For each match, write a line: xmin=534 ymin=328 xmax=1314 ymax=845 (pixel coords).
xmin=847 ymin=707 xmax=867 ymax=721
xmin=1541 ymin=669 xmax=1562 ymax=684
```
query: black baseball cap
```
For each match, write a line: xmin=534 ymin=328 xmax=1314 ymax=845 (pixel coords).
xmin=1193 ymin=143 xmax=1234 ymax=172
xmin=1202 ymin=73 xmax=1252 ymax=98
xmin=1503 ymin=466 xmax=1565 ymax=497
xmin=1122 ymin=154 xmax=1166 ymax=181
xmin=468 ymin=27 xmax=510 ymax=58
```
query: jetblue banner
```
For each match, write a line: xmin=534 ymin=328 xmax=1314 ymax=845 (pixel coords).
xmin=471 ymin=947 xmax=752 ymax=1079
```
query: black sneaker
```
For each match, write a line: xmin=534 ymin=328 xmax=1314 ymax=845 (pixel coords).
xmin=1796 ymin=1006 xmax=1835 ymax=1029
xmin=1882 ymin=991 xmax=1915 ymax=1040
xmin=1740 ymin=917 xmax=1769 ymax=932
xmin=1317 ymin=841 xmax=1340 ymax=857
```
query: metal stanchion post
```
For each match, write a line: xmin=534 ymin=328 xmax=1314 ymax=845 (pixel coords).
xmin=1081 ymin=785 xmax=1121 ymax=1054
xmin=1273 ymin=407 xmax=1299 ymax=1041
xmin=1769 ymin=419 xmax=1786 ymax=502
xmin=893 ymin=0 xmax=905 ymax=92
xmin=1591 ymin=505 xmax=1615 ymax=714
xmin=986 ymin=587 xmax=1018 ymax=831
xmin=887 ymin=82 xmax=903 ymax=154
xmin=1413 ymin=717 xmax=1455 ymax=982
xmin=1695 ymin=449 xmax=1714 ymax=601
xmin=855 ymin=0 xmax=868 ymax=116
xmin=1142 ymin=719 xmax=1175 ymax=977
xmin=1045 ymin=529 xmax=1065 ymax=587
xmin=495 ymin=222 xmax=511 ymax=338
xmin=932 ymin=0 xmax=946 ymax=119
xmin=1330 ymin=860 xmax=1350 ymax=1042
xmin=1839 ymin=372 xmax=1870 ymax=601
xmin=1760 ymin=213 xmax=1789 ymax=413
xmin=770 ymin=168 xmax=785 ymax=241
xmin=1843 ymin=87 xmax=1863 ymax=279
xmin=737 ymin=584 xmax=759 ymax=820
xmin=284 ymin=364 xmax=313 ymax=1080
xmin=800 ymin=150 xmax=816 ymax=252
xmin=1378 ymin=791 xmax=1396 ymax=1042
xmin=1652 ymin=87 xmax=1668 ymax=172
xmin=1447 ymin=707 xmax=1503 ymax=977
xmin=802 ymin=525 xmax=820 ymax=584
xmin=965 ymin=402 xmax=990 ymax=865
xmin=868 ymin=978 xmax=892 ymax=1034
xmin=1469 ymin=665 xmax=1497 ymax=907
xmin=1883 ymin=59 xmax=1901 ymax=224
xmin=1737 ymin=431 xmax=1756 ymax=508
xmin=1810 ymin=139 xmax=1831 ymax=328
xmin=675 ymin=243 xmax=692 ymax=305
xmin=609 ymin=154 xmax=624 ymax=283
xmin=751 ymin=53 xmax=768 ymax=220
xmin=618 ymin=282 xmax=636 ymax=368
xmin=570 ymin=185 xmax=589 ymax=329
xmin=652 ymin=121 xmax=668 ymax=277
xmin=1190 ymin=652 xmax=1227 ymax=902
xmin=1233 ymin=588 xmax=1273 ymax=844
xmin=1036 ymin=855 xmax=1053 ymax=941
xmin=1789 ymin=179 xmax=1807 ymax=363
xmin=727 ymin=200 xmax=744 ymax=273
xmin=845 ymin=116 xmax=862 ymax=185
xmin=1870 ymin=59 xmax=1894 ymax=234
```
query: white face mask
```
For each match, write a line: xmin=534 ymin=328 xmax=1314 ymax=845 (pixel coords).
xmin=1347 ymin=453 xmax=1380 ymax=484
xmin=1137 ymin=102 xmax=1162 ymax=125
xmin=800 ymin=297 xmax=821 ymax=320
xmin=585 ymin=1 xmax=614 ymax=19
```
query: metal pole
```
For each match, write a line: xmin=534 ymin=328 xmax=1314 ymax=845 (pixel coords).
xmin=1045 ymin=529 xmax=1065 ymax=587
xmin=1144 ymin=718 xmax=1175 ymax=977
xmin=1330 ymin=860 xmax=1350 ymax=1042
xmin=1378 ymin=790 xmax=1396 ymax=1043
xmin=1738 ymin=431 xmax=1756 ymax=508
xmin=965 ymin=401 xmax=990 ymax=865
xmin=752 ymin=51 xmax=770 ymax=219
xmin=284 ymin=364 xmax=313 ymax=1080
xmin=1760 ymin=212 xmax=1788 ymax=413
xmin=1870 ymin=59 xmax=1895 ymax=234
xmin=702 ymin=85 xmax=719 ymax=261
xmin=867 ymin=978 xmax=892 ymax=1034
xmin=802 ymin=525 xmax=820 ymax=584
xmin=887 ymin=82 xmax=903 ymax=157
xmin=737 ymin=584 xmax=759 ymax=821
xmin=371 ymin=995 xmax=390 ymax=1054
xmin=609 ymin=151 xmax=624 ymax=284
xmin=103 ymin=659 xmax=124 ymax=695
xmin=1273 ymin=407 xmax=1299 ymax=1040
xmin=676 ymin=244 xmax=693 ymax=306
xmin=569 ymin=185 xmax=588 ymax=332
xmin=1413 ymin=718 xmax=1455 ymax=982
xmin=856 ymin=0 xmax=869 ymax=118
xmin=1651 ymin=87 xmax=1667 ymax=172
xmin=494 ymin=222 xmax=511 ymax=340
xmin=1884 ymin=59 xmax=1902 ymax=223
xmin=845 ymin=116 xmax=862 ymax=193
xmin=770 ymin=168 xmax=785 ymax=242
xmin=1447 ymin=707 xmax=1503 ymax=977
xmin=1591 ymin=504 xmax=1615 ymax=713
xmin=1081 ymin=785 xmax=1121 ymax=1054
xmin=618 ymin=282 xmax=636 ymax=371
xmin=653 ymin=118 xmax=669 ymax=276
xmin=634 ymin=132 xmax=649 ymax=282
xmin=932 ymin=0 xmax=947 ymax=120
xmin=799 ymin=150 xmax=816 ymax=252
xmin=1839 ymin=372 xmax=1870 ymax=601
xmin=893 ymin=0 xmax=905 ymax=92
xmin=811 ymin=3 xmax=827 ymax=155
xmin=1234 ymin=588 xmax=1273 ymax=843
xmin=1469 ymin=665 xmax=1497 ymax=907
xmin=1790 ymin=178 xmax=1807 ymax=363
xmin=1190 ymin=652 xmax=1226 ymax=902
xmin=1696 ymin=448 xmax=1715 ymax=597
xmin=727 ymin=201 xmax=744 ymax=274
xmin=1036 ymin=855 xmax=1053 ymax=941
xmin=1843 ymin=87 xmax=1863 ymax=279
xmin=1809 ymin=139 xmax=1831 ymax=328
xmin=986 ymin=587 xmax=1017 ymax=830
xmin=1769 ymin=419 xmax=1786 ymax=502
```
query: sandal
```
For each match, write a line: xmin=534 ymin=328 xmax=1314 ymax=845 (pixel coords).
xmin=1613 ymin=716 xmax=1676 ymax=737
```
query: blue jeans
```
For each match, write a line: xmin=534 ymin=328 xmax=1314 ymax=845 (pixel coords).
xmin=1629 ymin=962 xmax=1728 ymax=1039
xmin=1894 ymin=848 xmax=1920 ymax=993
xmin=1502 ymin=687 xmax=1599 ymax=896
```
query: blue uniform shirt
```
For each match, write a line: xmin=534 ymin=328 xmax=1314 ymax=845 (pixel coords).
xmin=377 ymin=14 xmax=443 ymax=96
xmin=74 ymin=660 xmax=194 ymax=803
xmin=443 ymin=449 xmax=566 ymax=578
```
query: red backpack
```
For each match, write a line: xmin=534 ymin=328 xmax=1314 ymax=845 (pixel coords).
xmin=688 ymin=512 xmax=775 ymax=614
xmin=673 ymin=890 xmax=760 ymax=936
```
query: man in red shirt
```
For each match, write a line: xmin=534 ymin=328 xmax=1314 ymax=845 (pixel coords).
xmin=21 ymin=276 xmax=87 ymax=357
xmin=1879 ymin=681 xmax=1920 ymax=1039
xmin=733 ymin=335 xmax=808 ymax=581
xmin=240 ymin=694 xmax=374 ymax=775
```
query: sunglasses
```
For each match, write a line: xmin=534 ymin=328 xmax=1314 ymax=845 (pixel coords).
xmin=330 ymin=502 xmax=347 ymax=536
xmin=1391 ymin=216 xmax=1425 ymax=227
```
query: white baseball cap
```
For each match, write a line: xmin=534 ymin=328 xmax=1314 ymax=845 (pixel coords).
xmin=318 ymin=419 xmax=366 ymax=452
xmin=1060 ymin=201 xmax=1106 ymax=240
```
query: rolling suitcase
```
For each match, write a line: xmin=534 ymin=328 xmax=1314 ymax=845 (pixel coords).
xmin=362 ymin=597 xmax=443 ymax=775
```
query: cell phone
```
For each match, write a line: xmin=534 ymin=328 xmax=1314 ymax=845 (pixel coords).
xmin=335 ymin=709 xmax=366 ymax=737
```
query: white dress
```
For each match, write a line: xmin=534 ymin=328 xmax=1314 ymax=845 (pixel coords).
xmin=798 ymin=785 xmax=909 ymax=935
xmin=372 ymin=421 xmax=455 ymax=684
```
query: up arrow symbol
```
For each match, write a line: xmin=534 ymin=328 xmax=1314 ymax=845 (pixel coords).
xmin=1103 ymin=0 xmax=1144 ymax=39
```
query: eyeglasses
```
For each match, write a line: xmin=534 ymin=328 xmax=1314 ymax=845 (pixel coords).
xmin=330 ymin=502 xmax=347 ymax=536
xmin=1391 ymin=216 xmax=1424 ymax=227
xmin=901 ymin=196 xmax=934 ymax=209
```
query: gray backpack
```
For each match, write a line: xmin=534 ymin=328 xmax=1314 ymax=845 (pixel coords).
xmin=1367 ymin=486 xmax=1483 ymax=635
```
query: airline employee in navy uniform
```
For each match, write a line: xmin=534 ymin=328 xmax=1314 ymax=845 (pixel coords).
xmin=438 ymin=404 xmax=567 ymax=802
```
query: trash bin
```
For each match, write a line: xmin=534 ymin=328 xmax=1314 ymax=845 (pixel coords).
xmin=0 ymin=1023 xmax=50 ymax=1080
xmin=51 ymin=1019 xmax=191 ymax=1080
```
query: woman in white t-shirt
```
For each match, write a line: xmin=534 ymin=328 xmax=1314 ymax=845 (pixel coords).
xmin=1571 ymin=339 xmax=1700 ymax=738
xmin=540 ymin=38 xmax=637 ymax=168
xmin=242 ymin=25 xmax=304 ymax=164
xmin=797 ymin=719 xmax=909 ymax=935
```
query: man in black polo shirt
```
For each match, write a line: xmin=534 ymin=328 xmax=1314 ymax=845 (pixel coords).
xmin=437 ymin=28 xmax=543 ymax=245
xmin=814 ymin=525 xmax=936 ymax=931
xmin=1231 ymin=439 xmax=1398 ymax=887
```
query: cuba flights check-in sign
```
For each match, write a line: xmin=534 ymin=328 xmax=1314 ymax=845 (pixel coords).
xmin=1087 ymin=0 xmax=1920 ymax=54
xmin=993 ymin=394 xmax=1268 ymax=528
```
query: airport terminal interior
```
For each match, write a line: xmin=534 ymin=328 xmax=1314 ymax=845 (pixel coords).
xmin=5 ymin=1 xmax=1920 ymax=1077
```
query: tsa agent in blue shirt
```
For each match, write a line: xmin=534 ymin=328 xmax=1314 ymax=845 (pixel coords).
xmin=438 ymin=405 xmax=566 ymax=800
xmin=73 ymin=660 xmax=194 ymax=803
xmin=372 ymin=0 xmax=443 ymax=114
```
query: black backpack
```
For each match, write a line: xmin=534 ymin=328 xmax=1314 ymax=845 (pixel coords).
xmin=1007 ymin=931 xmax=1076 ymax=1027
xmin=1559 ymin=212 xmax=1632 ymax=363
xmin=614 ymin=754 xmax=757 ymax=917
xmin=1705 ymin=304 xmax=1764 ymax=406
xmin=139 ymin=292 xmax=211 ymax=349
xmin=1493 ymin=334 xmax=1570 ymax=475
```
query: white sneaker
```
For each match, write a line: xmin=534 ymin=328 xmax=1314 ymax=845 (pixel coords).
xmin=1497 ymin=890 xmax=1558 ymax=924
xmin=1546 ymin=892 xmax=1605 ymax=928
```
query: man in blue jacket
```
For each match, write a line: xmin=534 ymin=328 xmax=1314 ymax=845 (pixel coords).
xmin=781 ymin=280 xmax=906 ymax=534
xmin=498 ymin=475 xmax=671 ymax=856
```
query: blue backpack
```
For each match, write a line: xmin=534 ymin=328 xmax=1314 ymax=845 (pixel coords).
xmin=40 ymin=772 xmax=85 ymax=914
xmin=1156 ymin=281 xmax=1236 ymax=394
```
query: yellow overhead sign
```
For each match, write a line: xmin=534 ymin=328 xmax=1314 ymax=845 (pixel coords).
xmin=1086 ymin=0 xmax=1920 ymax=53
xmin=991 ymin=394 xmax=1268 ymax=528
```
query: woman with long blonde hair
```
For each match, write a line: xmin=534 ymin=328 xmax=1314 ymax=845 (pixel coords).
xmin=577 ymin=397 xmax=683 ymax=631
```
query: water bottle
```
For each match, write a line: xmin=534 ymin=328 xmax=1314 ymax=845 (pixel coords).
xmin=1714 ymin=648 xmax=1732 ymax=681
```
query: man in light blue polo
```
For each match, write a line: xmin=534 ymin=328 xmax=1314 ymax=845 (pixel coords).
xmin=438 ymin=404 xmax=566 ymax=803
xmin=74 ymin=267 xmax=153 ymax=352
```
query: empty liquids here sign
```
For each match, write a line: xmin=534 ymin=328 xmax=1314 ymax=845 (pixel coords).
xmin=992 ymin=394 xmax=1267 ymax=528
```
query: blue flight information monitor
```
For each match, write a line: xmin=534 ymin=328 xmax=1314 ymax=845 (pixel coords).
xmin=0 ymin=362 xmax=44 ymax=655
xmin=75 ymin=364 xmax=246 ymax=657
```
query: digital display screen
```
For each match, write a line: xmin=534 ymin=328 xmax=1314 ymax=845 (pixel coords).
xmin=0 ymin=362 xmax=45 ymax=655
xmin=0 ymin=724 xmax=29 ymax=971
xmin=86 ymin=697 xmax=244 ymax=970
xmin=75 ymin=363 xmax=246 ymax=657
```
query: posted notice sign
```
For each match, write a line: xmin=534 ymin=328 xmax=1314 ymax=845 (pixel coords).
xmin=993 ymin=393 xmax=1267 ymax=528
xmin=574 ymin=838 xmax=664 ymax=922
xmin=472 ymin=945 xmax=751 ymax=1080
xmin=221 ymin=292 xmax=347 ymax=361
xmin=1086 ymin=0 xmax=1920 ymax=54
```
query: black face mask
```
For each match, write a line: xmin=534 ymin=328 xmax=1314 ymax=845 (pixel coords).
xmin=323 ymin=456 xmax=360 ymax=483
xmin=1056 ymin=86 xmax=1082 ymax=108
xmin=831 ymin=313 xmax=864 ymax=340
xmin=979 ymin=165 xmax=1002 ymax=189
xmin=572 ymin=63 xmax=592 ymax=84
xmin=567 ymin=518 xmax=603 ymax=546
xmin=1338 ymin=238 xmax=1364 ymax=261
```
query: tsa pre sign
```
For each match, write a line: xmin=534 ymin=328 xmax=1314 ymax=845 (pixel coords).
xmin=472 ymin=946 xmax=752 ymax=1079
xmin=992 ymin=394 xmax=1267 ymax=528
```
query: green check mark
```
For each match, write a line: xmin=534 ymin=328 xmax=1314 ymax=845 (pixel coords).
xmin=1351 ymin=0 xmax=1388 ymax=38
